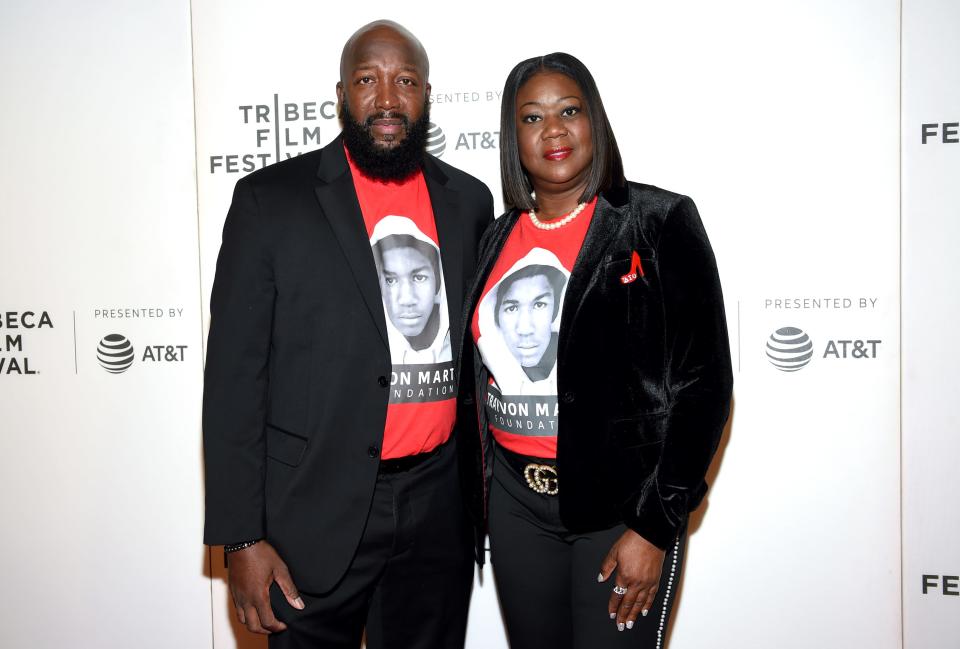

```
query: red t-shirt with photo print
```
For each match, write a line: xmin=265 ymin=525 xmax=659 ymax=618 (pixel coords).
xmin=348 ymin=150 xmax=456 ymax=459
xmin=471 ymin=197 xmax=597 ymax=458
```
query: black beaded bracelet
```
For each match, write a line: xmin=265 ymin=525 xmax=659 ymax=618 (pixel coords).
xmin=224 ymin=539 xmax=260 ymax=554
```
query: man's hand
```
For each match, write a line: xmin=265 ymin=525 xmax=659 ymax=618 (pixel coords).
xmin=227 ymin=541 xmax=304 ymax=634
xmin=598 ymin=530 xmax=665 ymax=631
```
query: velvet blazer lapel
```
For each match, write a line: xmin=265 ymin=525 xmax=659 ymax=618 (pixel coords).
xmin=558 ymin=185 xmax=631 ymax=360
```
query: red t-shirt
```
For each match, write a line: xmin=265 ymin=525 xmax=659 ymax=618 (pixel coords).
xmin=471 ymin=198 xmax=597 ymax=458
xmin=348 ymin=151 xmax=456 ymax=459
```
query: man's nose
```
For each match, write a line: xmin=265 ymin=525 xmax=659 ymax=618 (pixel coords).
xmin=375 ymin=82 xmax=399 ymax=112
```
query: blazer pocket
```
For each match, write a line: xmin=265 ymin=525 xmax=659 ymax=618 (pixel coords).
xmin=603 ymin=248 xmax=655 ymax=286
xmin=265 ymin=423 xmax=308 ymax=467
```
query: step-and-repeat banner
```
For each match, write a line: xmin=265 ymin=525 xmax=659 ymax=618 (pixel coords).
xmin=1 ymin=0 xmax=954 ymax=647
xmin=902 ymin=0 xmax=960 ymax=647
xmin=193 ymin=2 xmax=901 ymax=648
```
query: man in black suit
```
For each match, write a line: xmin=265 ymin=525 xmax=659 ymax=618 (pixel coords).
xmin=202 ymin=19 xmax=493 ymax=649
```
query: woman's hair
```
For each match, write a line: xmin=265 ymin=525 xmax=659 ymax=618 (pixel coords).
xmin=499 ymin=52 xmax=625 ymax=211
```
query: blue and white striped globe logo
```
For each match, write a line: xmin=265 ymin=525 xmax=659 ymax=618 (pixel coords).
xmin=97 ymin=334 xmax=135 ymax=374
xmin=426 ymin=123 xmax=446 ymax=158
xmin=766 ymin=327 xmax=813 ymax=372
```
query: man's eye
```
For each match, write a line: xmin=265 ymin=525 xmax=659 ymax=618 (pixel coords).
xmin=384 ymin=277 xmax=397 ymax=285
xmin=398 ymin=78 xmax=414 ymax=86
xmin=358 ymin=76 xmax=374 ymax=84
xmin=503 ymin=304 xmax=517 ymax=313
xmin=413 ymin=273 xmax=428 ymax=283
xmin=534 ymin=300 xmax=548 ymax=309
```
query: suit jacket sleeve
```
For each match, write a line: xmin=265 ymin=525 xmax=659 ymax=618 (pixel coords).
xmin=202 ymin=179 xmax=276 ymax=545
xmin=622 ymin=195 xmax=733 ymax=548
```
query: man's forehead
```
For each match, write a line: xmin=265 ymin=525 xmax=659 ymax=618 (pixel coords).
xmin=341 ymin=23 xmax=428 ymax=78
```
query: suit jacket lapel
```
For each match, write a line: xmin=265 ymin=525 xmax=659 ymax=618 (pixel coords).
xmin=559 ymin=187 xmax=631 ymax=360
xmin=313 ymin=138 xmax=389 ymax=348
xmin=423 ymin=157 xmax=463 ymax=362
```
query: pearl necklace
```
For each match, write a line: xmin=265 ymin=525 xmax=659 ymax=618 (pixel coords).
xmin=528 ymin=201 xmax=587 ymax=230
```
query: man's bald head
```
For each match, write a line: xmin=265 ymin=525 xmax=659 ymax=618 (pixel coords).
xmin=339 ymin=20 xmax=429 ymax=85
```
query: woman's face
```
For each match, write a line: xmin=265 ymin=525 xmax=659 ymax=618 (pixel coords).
xmin=515 ymin=71 xmax=593 ymax=198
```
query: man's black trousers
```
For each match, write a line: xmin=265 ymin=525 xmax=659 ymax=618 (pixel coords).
xmin=268 ymin=441 xmax=474 ymax=649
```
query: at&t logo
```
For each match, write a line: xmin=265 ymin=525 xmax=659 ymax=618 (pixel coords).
xmin=766 ymin=327 xmax=813 ymax=372
xmin=766 ymin=326 xmax=883 ymax=372
xmin=97 ymin=334 xmax=135 ymax=374
xmin=426 ymin=123 xmax=446 ymax=157
xmin=96 ymin=334 xmax=188 ymax=373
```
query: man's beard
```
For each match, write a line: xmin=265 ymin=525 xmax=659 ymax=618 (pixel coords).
xmin=340 ymin=99 xmax=430 ymax=182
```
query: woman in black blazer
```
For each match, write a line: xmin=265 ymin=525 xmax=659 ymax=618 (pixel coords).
xmin=461 ymin=53 xmax=733 ymax=648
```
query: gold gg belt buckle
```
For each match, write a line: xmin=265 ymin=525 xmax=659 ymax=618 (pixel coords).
xmin=523 ymin=463 xmax=558 ymax=495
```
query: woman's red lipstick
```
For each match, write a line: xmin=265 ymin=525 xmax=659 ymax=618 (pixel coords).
xmin=544 ymin=147 xmax=572 ymax=161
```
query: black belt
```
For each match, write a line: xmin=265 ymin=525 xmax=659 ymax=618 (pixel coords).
xmin=497 ymin=445 xmax=559 ymax=495
xmin=378 ymin=444 xmax=442 ymax=474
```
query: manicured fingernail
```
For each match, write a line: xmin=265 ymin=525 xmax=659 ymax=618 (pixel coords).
xmin=294 ymin=597 xmax=305 ymax=609
xmin=597 ymin=573 xmax=604 ymax=582
xmin=609 ymin=612 xmax=616 ymax=619
xmin=642 ymin=609 xmax=649 ymax=617
xmin=626 ymin=621 xmax=634 ymax=629
xmin=617 ymin=623 xmax=625 ymax=632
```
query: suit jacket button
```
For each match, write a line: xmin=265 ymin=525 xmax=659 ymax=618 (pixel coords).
xmin=367 ymin=445 xmax=379 ymax=458
xmin=562 ymin=391 xmax=575 ymax=404
xmin=377 ymin=375 xmax=388 ymax=387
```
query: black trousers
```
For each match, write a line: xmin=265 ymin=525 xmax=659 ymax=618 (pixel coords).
xmin=268 ymin=441 xmax=474 ymax=649
xmin=488 ymin=444 xmax=687 ymax=649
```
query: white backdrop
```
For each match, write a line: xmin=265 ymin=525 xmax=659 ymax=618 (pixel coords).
xmin=0 ymin=0 xmax=952 ymax=647
xmin=902 ymin=0 xmax=960 ymax=647
xmin=0 ymin=1 xmax=209 ymax=648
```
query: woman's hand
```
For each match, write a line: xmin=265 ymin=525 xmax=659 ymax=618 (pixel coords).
xmin=598 ymin=529 xmax=666 ymax=630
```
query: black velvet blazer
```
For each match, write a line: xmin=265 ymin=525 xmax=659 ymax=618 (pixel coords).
xmin=456 ymin=182 xmax=733 ymax=553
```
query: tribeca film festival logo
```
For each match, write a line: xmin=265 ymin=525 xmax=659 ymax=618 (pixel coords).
xmin=209 ymin=95 xmax=338 ymax=174
xmin=0 ymin=310 xmax=53 ymax=375
xmin=765 ymin=326 xmax=881 ymax=372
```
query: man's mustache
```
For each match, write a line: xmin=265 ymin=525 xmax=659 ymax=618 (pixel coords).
xmin=365 ymin=111 xmax=409 ymax=127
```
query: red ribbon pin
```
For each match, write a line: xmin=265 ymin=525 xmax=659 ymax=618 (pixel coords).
xmin=619 ymin=251 xmax=644 ymax=285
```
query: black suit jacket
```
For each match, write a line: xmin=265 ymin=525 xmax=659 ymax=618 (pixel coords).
xmin=460 ymin=182 xmax=733 ymax=551
xmin=203 ymin=136 xmax=493 ymax=592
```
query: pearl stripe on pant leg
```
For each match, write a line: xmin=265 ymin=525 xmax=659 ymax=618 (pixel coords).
xmin=655 ymin=536 xmax=681 ymax=649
